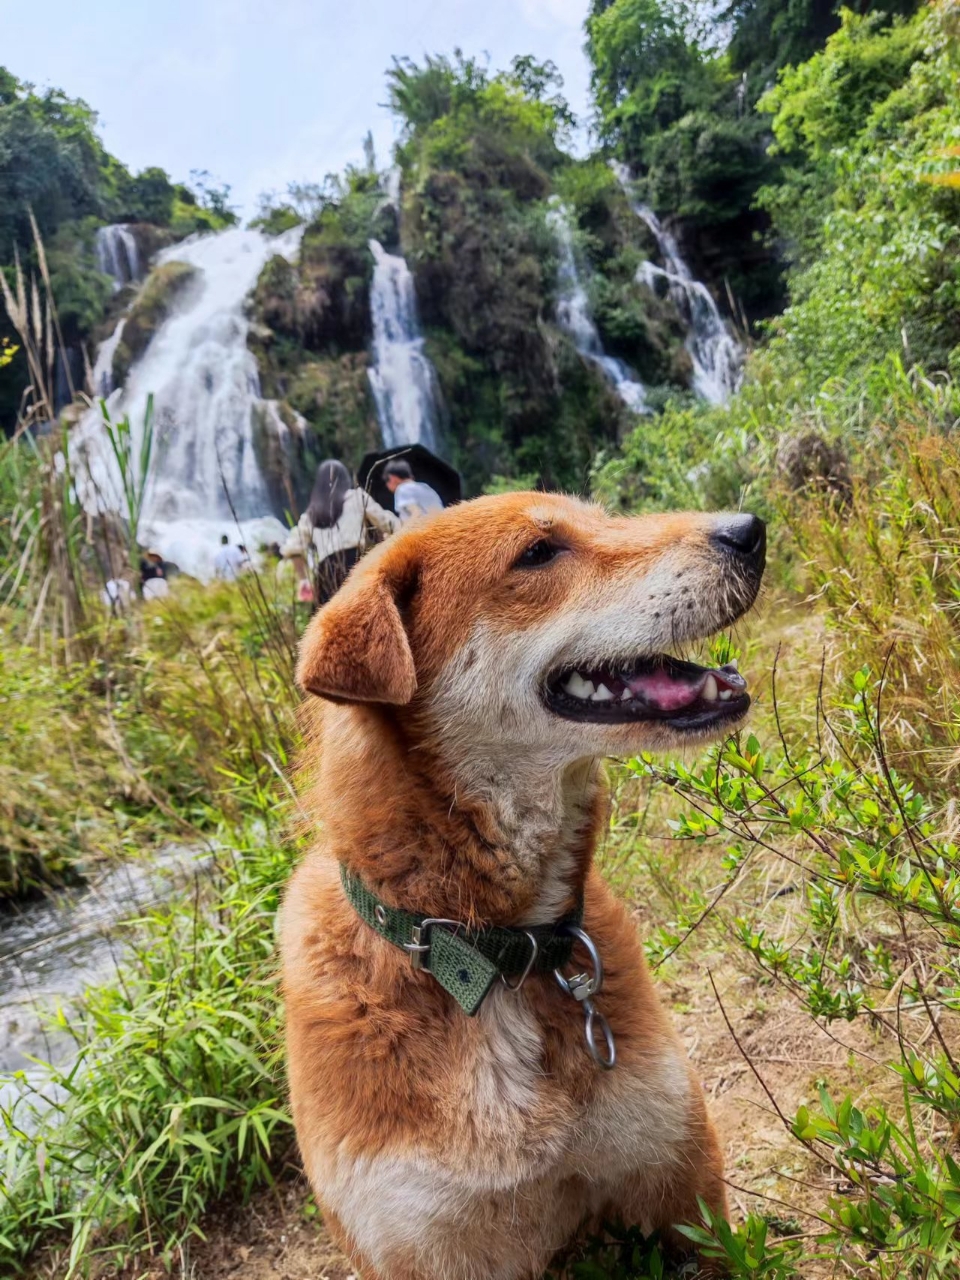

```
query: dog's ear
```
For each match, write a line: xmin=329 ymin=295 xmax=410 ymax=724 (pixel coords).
xmin=296 ymin=560 xmax=417 ymax=705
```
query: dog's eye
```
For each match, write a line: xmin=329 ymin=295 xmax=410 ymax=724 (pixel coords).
xmin=515 ymin=539 xmax=561 ymax=568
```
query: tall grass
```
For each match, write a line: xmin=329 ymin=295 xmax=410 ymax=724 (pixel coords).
xmin=97 ymin=393 xmax=155 ymax=561
xmin=0 ymin=829 xmax=294 ymax=1275
xmin=784 ymin=428 xmax=960 ymax=777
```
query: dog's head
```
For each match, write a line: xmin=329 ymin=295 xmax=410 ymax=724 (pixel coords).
xmin=297 ymin=493 xmax=765 ymax=761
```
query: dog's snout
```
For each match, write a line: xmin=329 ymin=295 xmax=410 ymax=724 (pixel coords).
xmin=710 ymin=513 xmax=766 ymax=567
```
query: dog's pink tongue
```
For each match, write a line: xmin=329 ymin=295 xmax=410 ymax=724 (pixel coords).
xmin=626 ymin=670 xmax=703 ymax=711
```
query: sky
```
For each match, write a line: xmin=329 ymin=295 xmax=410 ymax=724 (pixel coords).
xmin=4 ymin=0 xmax=594 ymax=217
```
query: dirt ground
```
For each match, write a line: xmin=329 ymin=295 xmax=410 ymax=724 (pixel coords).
xmin=155 ymin=1175 xmax=353 ymax=1280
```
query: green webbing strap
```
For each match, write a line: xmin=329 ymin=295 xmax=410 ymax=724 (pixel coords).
xmin=341 ymin=864 xmax=582 ymax=1016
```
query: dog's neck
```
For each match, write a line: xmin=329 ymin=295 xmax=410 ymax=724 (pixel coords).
xmin=316 ymin=704 xmax=604 ymax=926
xmin=448 ymin=749 xmax=604 ymax=926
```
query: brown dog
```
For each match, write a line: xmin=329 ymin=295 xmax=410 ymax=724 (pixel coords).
xmin=281 ymin=492 xmax=765 ymax=1280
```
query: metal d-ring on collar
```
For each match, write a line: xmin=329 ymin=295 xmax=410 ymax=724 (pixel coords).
xmin=554 ymin=925 xmax=617 ymax=1070
xmin=501 ymin=931 xmax=539 ymax=991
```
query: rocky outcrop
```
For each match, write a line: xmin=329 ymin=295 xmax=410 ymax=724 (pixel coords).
xmin=251 ymin=400 xmax=315 ymax=516
xmin=248 ymin=221 xmax=386 ymax=475
xmin=251 ymin=234 xmax=374 ymax=355
xmin=127 ymin=222 xmax=182 ymax=265
xmin=112 ymin=261 xmax=199 ymax=385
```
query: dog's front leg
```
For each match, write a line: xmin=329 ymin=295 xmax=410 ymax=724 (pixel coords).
xmin=598 ymin=1094 xmax=729 ymax=1276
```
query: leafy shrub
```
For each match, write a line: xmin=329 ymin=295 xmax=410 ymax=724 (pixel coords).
xmin=623 ymin=645 xmax=960 ymax=1277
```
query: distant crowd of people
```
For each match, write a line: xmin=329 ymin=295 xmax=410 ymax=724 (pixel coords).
xmin=98 ymin=456 xmax=445 ymax=614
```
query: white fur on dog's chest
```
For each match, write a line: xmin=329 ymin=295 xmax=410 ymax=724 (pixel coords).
xmin=471 ymin=987 xmax=692 ymax=1179
xmin=313 ymin=991 xmax=692 ymax=1277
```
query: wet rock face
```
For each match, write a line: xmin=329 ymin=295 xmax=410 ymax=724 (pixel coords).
xmin=251 ymin=400 xmax=314 ymax=516
xmin=126 ymin=222 xmax=181 ymax=265
xmin=111 ymin=261 xmax=200 ymax=386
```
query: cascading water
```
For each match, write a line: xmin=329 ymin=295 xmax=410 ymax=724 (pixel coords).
xmin=548 ymin=203 xmax=647 ymax=414
xmin=95 ymin=224 xmax=143 ymax=289
xmin=366 ymin=239 xmax=441 ymax=452
xmin=73 ymin=225 xmax=304 ymax=580
xmin=612 ymin=163 xmax=743 ymax=405
xmin=89 ymin=319 xmax=125 ymax=399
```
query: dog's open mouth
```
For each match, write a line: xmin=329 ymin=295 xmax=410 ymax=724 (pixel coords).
xmin=544 ymin=655 xmax=748 ymax=731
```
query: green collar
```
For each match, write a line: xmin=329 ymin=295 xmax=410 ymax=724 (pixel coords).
xmin=340 ymin=864 xmax=583 ymax=1015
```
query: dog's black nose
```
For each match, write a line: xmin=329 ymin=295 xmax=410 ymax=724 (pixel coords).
xmin=711 ymin=513 xmax=766 ymax=563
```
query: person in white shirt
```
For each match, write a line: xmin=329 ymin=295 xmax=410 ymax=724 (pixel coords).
xmin=213 ymin=535 xmax=247 ymax=581
xmin=382 ymin=459 xmax=444 ymax=523
xmin=280 ymin=460 xmax=398 ymax=604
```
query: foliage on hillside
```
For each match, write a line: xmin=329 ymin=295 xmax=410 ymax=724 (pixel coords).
xmin=0 ymin=67 xmax=237 ymax=432
xmin=598 ymin=1 xmax=960 ymax=516
xmin=761 ymin=3 xmax=960 ymax=386
xmin=388 ymin=54 xmax=626 ymax=493
xmin=587 ymin=0 xmax=925 ymax=319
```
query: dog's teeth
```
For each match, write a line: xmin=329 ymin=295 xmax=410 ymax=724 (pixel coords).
xmin=719 ymin=689 xmax=733 ymax=701
xmin=728 ymin=658 xmax=739 ymax=671
xmin=564 ymin=673 xmax=595 ymax=699
xmin=621 ymin=687 xmax=632 ymax=701
xmin=702 ymin=674 xmax=719 ymax=703
xmin=592 ymin=683 xmax=614 ymax=702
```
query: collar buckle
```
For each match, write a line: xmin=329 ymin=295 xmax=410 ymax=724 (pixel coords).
xmin=403 ymin=918 xmax=464 ymax=971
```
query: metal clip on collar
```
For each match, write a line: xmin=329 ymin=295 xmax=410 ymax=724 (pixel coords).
xmin=403 ymin=918 xmax=463 ymax=970
xmin=554 ymin=925 xmax=617 ymax=1070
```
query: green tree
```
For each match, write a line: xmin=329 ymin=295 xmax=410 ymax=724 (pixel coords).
xmin=586 ymin=0 xmax=710 ymax=161
xmin=123 ymin=166 xmax=176 ymax=224
xmin=722 ymin=0 xmax=922 ymax=87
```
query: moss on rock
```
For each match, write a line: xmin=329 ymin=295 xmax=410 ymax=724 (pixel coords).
xmin=286 ymin=354 xmax=382 ymax=471
xmin=112 ymin=261 xmax=199 ymax=384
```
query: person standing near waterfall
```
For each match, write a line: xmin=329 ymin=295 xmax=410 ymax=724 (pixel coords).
xmin=281 ymin=460 xmax=398 ymax=604
xmin=382 ymin=459 xmax=444 ymax=523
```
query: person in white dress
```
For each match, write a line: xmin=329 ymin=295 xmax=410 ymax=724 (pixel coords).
xmin=281 ymin=460 xmax=398 ymax=604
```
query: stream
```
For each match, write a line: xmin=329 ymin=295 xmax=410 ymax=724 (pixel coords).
xmin=0 ymin=845 xmax=209 ymax=1121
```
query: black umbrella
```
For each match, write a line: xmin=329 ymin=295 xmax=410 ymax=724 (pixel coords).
xmin=358 ymin=444 xmax=462 ymax=513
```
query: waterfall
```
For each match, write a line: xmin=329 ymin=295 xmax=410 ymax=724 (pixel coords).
xmin=95 ymin=224 xmax=143 ymax=290
xmin=90 ymin=319 xmax=125 ymax=399
xmin=548 ymin=204 xmax=647 ymax=414
xmin=612 ymin=163 xmax=743 ymax=405
xmin=366 ymin=239 xmax=441 ymax=452
xmin=72 ymin=225 xmax=303 ymax=580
